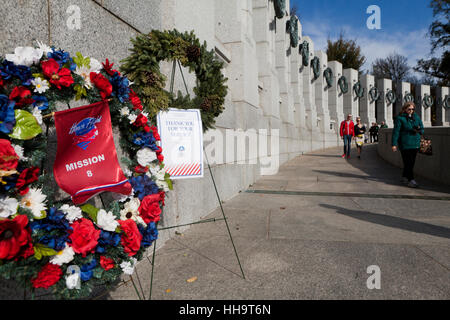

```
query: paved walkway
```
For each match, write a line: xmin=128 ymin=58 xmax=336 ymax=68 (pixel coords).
xmin=106 ymin=143 xmax=450 ymax=300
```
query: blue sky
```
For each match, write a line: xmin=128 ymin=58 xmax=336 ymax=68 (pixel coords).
xmin=291 ymin=0 xmax=437 ymax=73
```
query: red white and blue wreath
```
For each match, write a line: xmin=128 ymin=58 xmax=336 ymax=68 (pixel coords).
xmin=0 ymin=42 xmax=172 ymax=299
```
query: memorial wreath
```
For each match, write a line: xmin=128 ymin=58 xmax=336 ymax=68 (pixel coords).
xmin=0 ymin=43 xmax=172 ymax=299
xmin=120 ymin=29 xmax=228 ymax=131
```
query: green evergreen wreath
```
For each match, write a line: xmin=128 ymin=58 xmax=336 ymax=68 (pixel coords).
xmin=120 ymin=29 xmax=228 ymax=132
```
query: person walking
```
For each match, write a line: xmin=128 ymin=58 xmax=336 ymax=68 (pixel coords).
xmin=354 ymin=117 xmax=366 ymax=159
xmin=392 ymin=101 xmax=424 ymax=188
xmin=340 ymin=114 xmax=355 ymax=159
xmin=369 ymin=122 xmax=379 ymax=143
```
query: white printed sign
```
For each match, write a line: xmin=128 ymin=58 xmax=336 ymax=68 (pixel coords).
xmin=157 ymin=108 xmax=203 ymax=179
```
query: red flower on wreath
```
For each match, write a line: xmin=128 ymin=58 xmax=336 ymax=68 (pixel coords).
xmin=118 ymin=219 xmax=142 ymax=257
xmin=129 ymin=89 xmax=143 ymax=111
xmin=41 ymin=58 xmax=74 ymax=89
xmin=150 ymin=126 xmax=160 ymax=141
xmin=68 ymin=218 xmax=101 ymax=257
xmin=0 ymin=139 xmax=19 ymax=171
xmin=102 ymin=59 xmax=120 ymax=77
xmin=16 ymin=167 xmax=40 ymax=196
xmin=138 ymin=194 xmax=162 ymax=224
xmin=155 ymin=146 xmax=164 ymax=163
xmin=9 ymin=86 xmax=33 ymax=107
xmin=31 ymin=263 xmax=62 ymax=289
xmin=134 ymin=165 xmax=149 ymax=174
xmin=133 ymin=113 xmax=150 ymax=132
xmin=100 ymin=256 xmax=115 ymax=271
xmin=0 ymin=215 xmax=32 ymax=260
xmin=90 ymin=72 xmax=113 ymax=100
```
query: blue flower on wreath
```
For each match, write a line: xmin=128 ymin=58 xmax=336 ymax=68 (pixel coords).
xmin=139 ymin=222 xmax=158 ymax=248
xmin=38 ymin=234 xmax=69 ymax=251
xmin=132 ymin=132 xmax=158 ymax=151
xmin=0 ymin=95 xmax=16 ymax=134
xmin=80 ymin=258 xmax=97 ymax=281
xmin=32 ymin=95 xmax=49 ymax=110
xmin=0 ymin=60 xmax=32 ymax=85
xmin=0 ymin=175 xmax=17 ymax=192
xmin=30 ymin=207 xmax=72 ymax=233
xmin=96 ymin=230 xmax=121 ymax=254
xmin=129 ymin=174 xmax=159 ymax=201
xmin=47 ymin=49 xmax=76 ymax=70
xmin=110 ymin=72 xmax=130 ymax=103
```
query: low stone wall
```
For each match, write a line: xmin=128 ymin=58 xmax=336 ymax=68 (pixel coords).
xmin=378 ymin=127 xmax=450 ymax=185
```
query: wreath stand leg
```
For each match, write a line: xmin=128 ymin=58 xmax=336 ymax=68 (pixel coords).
xmin=203 ymin=148 xmax=246 ymax=281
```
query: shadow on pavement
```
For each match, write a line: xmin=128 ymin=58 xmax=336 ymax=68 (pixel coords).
xmin=320 ymin=203 xmax=450 ymax=240
xmin=318 ymin=143 xmax=450 ymax=195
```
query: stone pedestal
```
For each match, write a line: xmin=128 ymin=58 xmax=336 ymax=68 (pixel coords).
xmin=314 ymin=50 xmax=334 ymax=148
xmin=360 ymin=74 xmax=376 ymax=127
xmin=376 ymin=79 xmax=394 ymax=128
xmin=289 ymin=17 xmax=306 ymax=154
xmin=300 ymin=36 xmax=319 ymax=152
xmin=394 ymin=81 xmax=411 ymax=116
xmin=327 ymin=61 xmax=344 ymax=146
xmin=343 ymin=68 xmax=359 ymax=118
xmin=436 ymin=87 xmax=450 ymax=126
xmin=415 ymin=84 xmax=432 ymax=127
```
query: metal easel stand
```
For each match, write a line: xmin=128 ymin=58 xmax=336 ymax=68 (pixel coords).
xmin=144 ymin=59 xmax=246 ymax=300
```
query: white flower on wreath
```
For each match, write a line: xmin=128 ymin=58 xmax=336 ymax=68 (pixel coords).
xmin=5 ymin=46 xmax=43 ymax=67
xmin=32 ymin=107 xmax=43 ymax=125
xmin=66 ymin=271 xmax=81 ymax=290
xmin=36 ymin=40 xmax=53 ymax=56
xmin=148 ymin=164 xmax=166 ymax=181
xmin=147 ymin=165 xmax=169 ymax=192
xmin=128 ymin=113 xmax=138 ymax=124
xmin=60 ymin=204 xmax=83 ymax=223
xmin=120 ymin=107 xmax=130 ymax=117
xmin=155 ymin=179 xmax=170 ymax=192
xmin=12 ymin=144 xmax=27 ymax=161
xmin=137 ymin=148 xmax=157 ymax=167
xmin=31 ymin=77 xmax=50 ymax=94
xmin=74 ymin=65 xmax=94 ymax=89
xmin=0 ymin=197 xmax=19 ymax=218
xmin=120 ymin=197 xmax=146 ymax=226
xmin=89 ymin=58 xmax=102 ymax=73
xmin=50 ymin=244 xmax=75 ymax=266
xmin=120 ymin=258 xmax=138 ymax=275
xmin=19 ymin=188 xmax=47 ymax=219
xmin=96 ymin=209 xmax=119 ymax=232
xmin=111 ymin=189 xmax=135 ymax=203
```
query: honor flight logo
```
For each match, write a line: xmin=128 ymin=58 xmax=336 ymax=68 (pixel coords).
xmin=69 ymin=116 xmax=102 ymax=150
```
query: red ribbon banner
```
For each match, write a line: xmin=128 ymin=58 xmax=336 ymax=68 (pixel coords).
xmin=53 ymin=100 xmax=131 ymax=205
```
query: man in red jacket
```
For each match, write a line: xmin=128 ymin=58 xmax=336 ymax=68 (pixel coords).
xmin=340 ymin=114 xmax=355 ymax=159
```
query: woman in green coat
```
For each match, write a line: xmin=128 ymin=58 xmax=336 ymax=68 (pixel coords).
xmin=392 ymin=101 xmax=424 ymax=188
